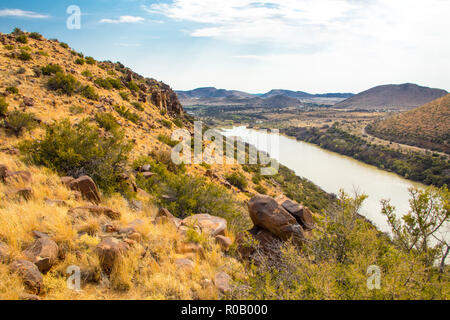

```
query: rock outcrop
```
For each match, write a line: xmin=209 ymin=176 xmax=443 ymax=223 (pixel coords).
xmin=68 ymin=176 xmax=101 ymax=204
xmin=10 ymin=260 xmax=44 ymax=294
xmin=23 ymin=238 xmax=59 ymax=273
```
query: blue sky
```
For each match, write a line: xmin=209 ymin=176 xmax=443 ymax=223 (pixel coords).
xmin=1 ymin=0 xmax=449 ymax=93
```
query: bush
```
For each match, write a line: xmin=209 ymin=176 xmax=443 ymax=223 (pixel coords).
xmin=127 ymin=81 xmax=140 ymax=92
xmin=4 ymin=111 xmax=38 ymax=135
xmin=114 ymin=105 xmax=140 ymax=124
xmin=12 ymin=28 xmax=23 ymax=35
xmin=60 ymin=42 xmax=69 ymax=49
xmin=94 ymin=78 xmax=113 ymax=90
xmin=254 ymin=184 xmax=267 ymax=195
xmin=47 ymin=72 xmax=78 ymax=95
xmin=75 ymin=58 xmax=85 ymax=65
xmin=79 ymin=85 xmax=99 ymax=100
xmin=18 ymin=50 xmax=32 ymax=61
xmin=0 ymin=97 xmax=8 ymax=117
xmin=131 ymin=102 xmax=144 ymax=111
xmin=69 ymin=105 xmax=84 ymax=114
xmin=16 ymin=67 xmax=26 ymax=74
xmin=107 ymin=78 xmax=123 ymax=90
xmin=19 ymin=119 xmax=133 ymax=194
xmin=173 ymin=118 xmax=183 ymax=128
xmin=29 ymin=32 xmax=42 ymax=40
xmin=41 ymin=64 xmax=63 ymax=75
xmin=38 ymin=50 xmax=48 ymax=56
xmin=85 ymin=57 xmax=96 ymax=65
xmin=19 ymin=46 xmax=31 ymax=51
xmin=157 ymin=134 xmax=178 ymax=147
xmin=16 ymin=35 xmax=28 ymax=44
xmin=226 ymin=171 xmax=248 ymax=191
xmin=4 ymin=45 xmax=14 ymax=50
xmin=5 ymin=87 xmax=19 ymax=94
xmin=81 ymin=70 xmax=92 ymax=78
xmin=119 ymin=91 xmax=129 ymax=101
xmin=95 ymin=112 xmax=120 ymax=132
xmin=160 ymin=119 xmax=172 ymax=129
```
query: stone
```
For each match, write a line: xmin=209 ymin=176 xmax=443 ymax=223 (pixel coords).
xmin=281 ymin=200 xmax=315 ymax=231
xmin=247 ymin=195 xmax=305 ymax=242
xmin=214 ymin=272 xmax=231 ymax=294
xmin=155 ymin=208 xmax=181 ymax=228
xmin=22 ymin=96 xmax=34 ymax=107
xmin=95 ymin=237 xmax=129 ymax=273
xmin=68 ymin=176 xmax=101 ymax=204
xmin=139 ymin=164 xmax=151 ymax=172
xmin=4 ymin=170 xmax=32 ymax=184
xmin=0 ymin=164 xmax=8 ymax=181
xmin=10 ymin=260 xmax=43 ymax=294
xmin=175 ymin=258 xmax=195 ymax=270
xmin=61 ymin=176 xmax=75 ymax=188
xmin=19 ymin=293 xmax=41 ymax=300
xmin=23 ymin=238 xmax=59 ymax=273
xmin=182 ymin=214 xmax=227 ymax=237
xmin=215 ymin=235 xmax=232 ymax=251
xmin=142 ymin=172 xmax=155 ymax=179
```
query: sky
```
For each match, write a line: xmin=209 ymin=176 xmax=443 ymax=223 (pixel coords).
xmin=0 ymin=0 xmax=449 ymax=94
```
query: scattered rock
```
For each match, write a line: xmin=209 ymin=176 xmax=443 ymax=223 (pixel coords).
xmin=68 ymin=176 xmax=101 ymax=204
xmin=214 ymin=272 xmax=231 ymax=294
xmin=0 ymin=164 xmax=8 ymax=181
xmin=174 ymin=258 xmax=195 ymax=270
xmin=215 ymin=235 xmax=232 ymax=251
xmin=23 ymin=238 xmax=59 ymax=273
xmin=182 ymin=214 xmax=227 ymax=237
xmin=248 ymin=195 xmax=305 ymax=242
xmin=10 ymin=260 xmax=43 ymax=294
xmin=22 ymin=96 xmax=34 ymax=107
xmin=281 ymin=200 xmax=315 ymax=231
xmin=95 ymin=237 xmax=129 ymax=274
xmin=119 ymin=219 xmax=145 ymax=235
xmin=139 ymin=164 xmax=151 ymax=172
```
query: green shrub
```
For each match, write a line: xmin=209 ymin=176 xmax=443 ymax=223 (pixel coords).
xmin=47 ymin=72 xmax=78 ymax=95
xmin=69 ymin=105 xmax=84 ymax=114
xmin=19 ymin=46 xmax=31 ymax=51
xmin=79 ymin=85 xmax=99 ymax=100
xmin=95 ymin=112 xmax=120 ymax=132
xmin=29 ymin=32 xmax=42 ymax=40
xmin=114 ymin=105 xmax=140 ymax=124
xmin=16 ymin=35 xmax=28 ymax=44
xmin=4 ymin=111 xmax=38 ymax=135
xmin=119 ymin=91 xmax=129 ymax=101
xmin=38 ymin=50 xmax=48 ymax=56
xmin=81 ymin=70 xmax=92 ymax=78
xmin=226 ymin=171 xmax=248 ymax=191
xmin=75 ymin=58 xmax=85 ymax=65
xmin=0 ymin=97 xmax=8 ymax=117
xmin=107 ymin=78 xmax=123 ymax=90
xmin=160 ymin=119 xmax=172 ymax=129
xmin=173 ymin=118 xmax=183 ymax=128
xmin=157 ymin=134 xmax=178 ymax=147
xmin=160 ymin=109 xmax=167 ymax=116
xmin=94 ymin=78 xmax=113 ymax=90
xmin=254 ymin=184 xmax=267 ymax=195
xmin=85 ymin=57 xmax=95 ymax=65
xmin=16 ymin=67 xmax=26 ymax=75
xmin=4 ymin=44 xmax=14 ymax=50
xmin=127 ymin=81 xmax=140 ymax=92
xmin=18 ymin=50 xmax=32 ymax=61
xmin=41 ymin=64 xmax=63 ymax=75
xmin=19 ymin=119 xmax=133 ymax=194
xmin=131 ymin=102 xmax=144 ymax=111
xmin=5 ymin=87 xmax=19 ymax=94
xmin=60 ymin=42 xmax=69 ymax=49
xmin=12 ymin=28 xmax=23 ymax=35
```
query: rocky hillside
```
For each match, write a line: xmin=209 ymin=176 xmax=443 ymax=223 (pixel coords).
xmin=367 ymin=94 xmax=450 ymax=154
xmin=334 ymin=83 xmax=448 ymax=110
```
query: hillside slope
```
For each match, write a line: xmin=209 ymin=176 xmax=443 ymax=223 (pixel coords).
xmin=335 ymin=83 xmax=448 ymax=110
xmin=367 ymin=94 xmax=450 ymax=154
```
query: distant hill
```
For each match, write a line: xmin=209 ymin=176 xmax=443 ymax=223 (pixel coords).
xmin=176 ymin=87 xmax=353 ymax=107
xmin=367 ymin=94 xmax=450 ymax=154
xmin=334 ymin=83 xmax=448 ymax=110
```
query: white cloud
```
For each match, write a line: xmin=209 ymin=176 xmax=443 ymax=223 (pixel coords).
xmin=100 ymin=16 xmax=145 ymax=24
xmin=0 ymin=8 xmax=49 ymax=19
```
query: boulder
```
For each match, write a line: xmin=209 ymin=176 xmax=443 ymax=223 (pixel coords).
xmin=4 ymin=170 xmax=32 ymax=184
xmin=22 ymin=96 xmax=34 ymax=107
xmin=174 ymin=258 xmax=195 ymax=270
xmin=155 ymin=208 xmax=181 ymax=228
xmin=61 ymin=176 xmax=75 ymax=188
xmin=182 ymin=214 xmax=227 ymax=237
xmin=281 ymin=199 xmax=315 ymax=231
xmin=215 ymin=235 xmax=232 ymax=251
xmin=118 ymin=219 xmax=145 ymax=234
xmin=236 ymin=226 xmax=282 ymax=262
xmin=23 ymin=238 xmax=59 ymax=273
xmin=68 ymin=206 xmax=121 ymax=220
xmin=0 ymin=164 xmax=8 ymax=181
xmin=68 ymin=176 xmax=101 ymax=204
xmin=247 ymin=196 xmax=305 ymax=242
xmin=214 ymin=272 xmax=231 ymax=294
xmin=10 ymin=260 xmax=43 ymax=294
xmin=95 ymin=237 xmax=129 ymax=273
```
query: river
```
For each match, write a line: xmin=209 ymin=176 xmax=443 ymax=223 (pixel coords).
xmin=221 ymin=126 xmax=425 ymax=233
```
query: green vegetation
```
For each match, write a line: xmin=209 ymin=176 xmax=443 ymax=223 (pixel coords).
xmin=94 ymin=78 xmax=113 ymax=90
xmin=157 ymin=134 xmax=178 ymax=147
xmin=127 ymin=81 xmax=140 ymax=92
xmin=85 ymin=56 xmax=96 ymax=65
xmin=3 ymin=111 xmax=38 ymax=136
xmin=114 ymin=105 xmax=140 ymax=124
xmin=38 ymin=50 xmax=48 ymax=57
xmin=47 ymin=72 xmax=78 ymax=95
xmin=283 ymin=124 xmax=450 ymax=187
xmin=20 ymin=119 xmax=133 ymax=195
xmin=69 ymin=105 xmax=84 ymax=115
xmin=79 ymin=85 xmax=99 ymax=101
xmin=173 ymin=118 xmax=184 ymax=128
xmin=5 ymin=87 xmax=19 ymax=94
xmin=131 ymin=102 xmax=144 ymax=111
xmin=75 ymin=58 xmax=85 ymax=65
xmin=0 ymin=97 xmax=8 ymax=117
xmin=16 ymin=35 xmax=28 ymax=44
xmin=119 ymin=91 xmax=130 ymax=101
xmin=29 ymin=32 xmax=42 ymax=40
xmin=60 ymin=42 xmax=69 ymax=49
xmin=226 ymin=171 xmax=248 ymax=191
xmin=4 ymin=44 xmax=14 ymax=50
xmin=95 ymin=112 xmax=120 ymax=132
xmin=41 ymin=64 xmax=63 ymax=75
xmin=81 ymin=70 xmax=92 ymax=78
xmin=18 ymin=50 xmax=32 ymax=61
xmin=160 ymin=119 xmax=172 ymax=129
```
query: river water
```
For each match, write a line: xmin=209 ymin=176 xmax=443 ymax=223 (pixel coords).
xmin=221 ymin=126 xmax=425 ymax=233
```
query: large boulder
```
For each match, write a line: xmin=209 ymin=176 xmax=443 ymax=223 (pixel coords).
xmin=281 ymin=200 xmax=315 ymax=231
xmin=10 ymin=260 xmax=43 ymax=294
xmin=68 ymin=176 xmax=101 ymax=204
xmin=182 ymin=214 xmax=227 ymax=237
xmin=247 ymin=196 xmax=305 ymax=242
xmin=23 ymin=238 xmax=59 ymax=273
xmin=95 ymin=237 xmax=129 ymax=274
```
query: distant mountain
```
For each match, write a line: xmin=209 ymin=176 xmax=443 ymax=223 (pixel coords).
xmin=176 ymin=87 xmax=354 ymax=107
xmin=334 ymin=83 xmax=448 ymax=110
xmin=367 ymin=94 xmax=450 ymax=154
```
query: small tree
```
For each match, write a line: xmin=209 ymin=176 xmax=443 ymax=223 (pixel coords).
xmin=381 ymin=186 xmax=449 ymax=269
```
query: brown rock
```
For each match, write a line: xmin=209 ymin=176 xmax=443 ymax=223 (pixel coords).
xmin=142 ymin=172 xmax=155 ymax=179
xmin=176 ymin=242 xmax=204 ymax=256
xmin=23 ymin=238 xmax=59 ymax=273
xmin=174 ymin=258 xmax=195 ymax=270
xmin=281 ymin=200 xmax=315 ymax=231
xmin=68 ymin=176 xmax=101 ymax=204
xmin=182 ymin=214 xmax=227 ymax=237
xmin=0 ymin=164 xmax=8 ymax=181
xmin=248 ymin=195 xmax=305 ymax=242
xmin=10 ymin=260 xmax=43 ymax=294
xmin=32 ymin=231 xmax=50 ymax=239
xmin=95 ymin=237 xmax=129 ymax=273
xmin=22 ymin=96 xmax=34 ymax=107
xmin=61 ymin=176 xmax=75 ymax=188
xmin=4 ymin=170 xmax=32 ymax=184
xmin=215 ymin=235 xmax=232 ymax=251
xmin=214 ymin=272 xmax=231 ymax=294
